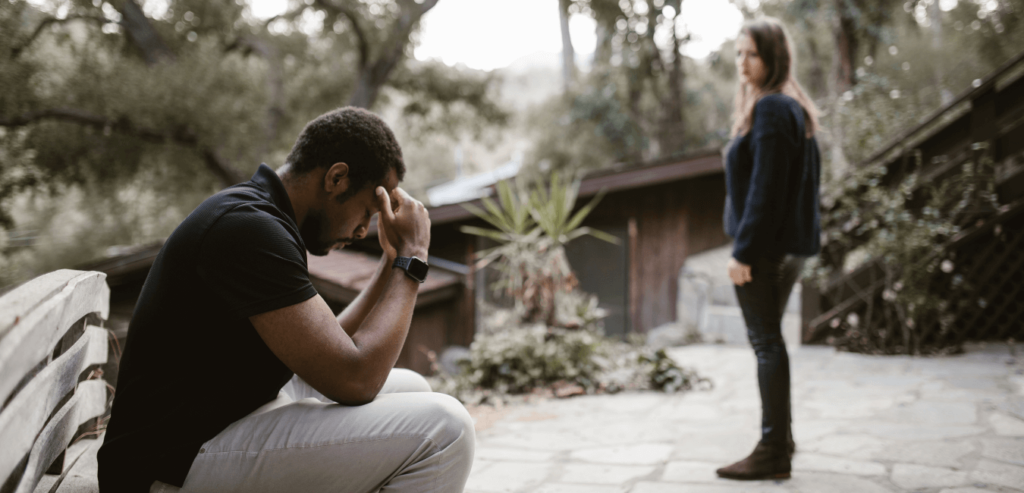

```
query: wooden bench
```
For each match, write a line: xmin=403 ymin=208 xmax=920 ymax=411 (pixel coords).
xmin=0 ymin=270 xmax=112 ymax=493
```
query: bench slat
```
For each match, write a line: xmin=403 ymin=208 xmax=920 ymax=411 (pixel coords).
xmin=0 ymin=326 xmax=109 ymax=482
xmin=49 ymin=433 xmax=104 ymax=493
xmin=32 ymin=432 xmax=102 ymax=493
xmin=0 ymin=271 xmax=83 ymax=340
xmin=31 ymin=436 xmax=94 ymax=493
xmin=13 ymin=380 xmax=107 ymax=493
xmin=0 ymin=271 xmax=109 ymax=406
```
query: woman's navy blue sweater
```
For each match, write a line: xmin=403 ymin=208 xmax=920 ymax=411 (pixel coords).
xmin=724 ymin=93 xmax=822 ymax=265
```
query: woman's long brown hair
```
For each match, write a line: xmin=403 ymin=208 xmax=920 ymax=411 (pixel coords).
xmin=730 ymin=17 xmax=820 ymax=139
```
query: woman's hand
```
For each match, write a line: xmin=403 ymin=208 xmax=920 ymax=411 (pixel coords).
xmin=728 ymin=257 xmax=752 ymax=286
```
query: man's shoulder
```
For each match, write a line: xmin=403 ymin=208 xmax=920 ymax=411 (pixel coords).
xmin=183 ymin=184 xmax=283 ymax=237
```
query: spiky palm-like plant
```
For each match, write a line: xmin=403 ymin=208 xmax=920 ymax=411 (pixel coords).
xmin=461 ymin=173 xmax=618 ymax=327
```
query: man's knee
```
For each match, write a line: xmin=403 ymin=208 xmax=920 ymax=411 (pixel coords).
xmin=381 ymin=368 xmax=433 ymax=394
xmin=418 ymin=393 xmax=475 ymax=453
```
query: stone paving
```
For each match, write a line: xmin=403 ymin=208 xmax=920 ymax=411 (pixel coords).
xmin=464 ymin=343 xmax=1024 ymax=493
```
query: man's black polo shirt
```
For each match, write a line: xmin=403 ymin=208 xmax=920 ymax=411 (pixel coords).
xmin=98 ymin=164 xmax=319 ymax=492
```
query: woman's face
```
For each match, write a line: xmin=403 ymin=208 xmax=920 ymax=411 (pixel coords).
xmin=736 ymin=34 xmax=766 ymax=88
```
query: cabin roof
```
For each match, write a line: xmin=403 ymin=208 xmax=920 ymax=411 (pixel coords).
xmin=366 ymin=148 xmax=723 ymax=236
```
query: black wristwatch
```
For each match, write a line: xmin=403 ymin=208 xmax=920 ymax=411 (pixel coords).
xmin=393 ymin=256 xmax=429 ymax=283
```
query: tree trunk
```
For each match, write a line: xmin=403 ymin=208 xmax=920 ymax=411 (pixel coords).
xmin=805 ymin=34 xmax=828 ymax=99
xmin=558 ymin=0 xmax=576 ymax=93
xmin=831 ymin=0 xmax=858 ymax=94
xmin=348 ymin=72 xmax=380 ymax=109
xmin=929 ymin=0 xmax=952 ymax=105
xmin=594 ymin=21 xmax=613 ymax=67
xmin=345 ymin=0 xmax=440 ymax=109
xmin=657 ymin=15 xmax=686 ymax=156
xmin=112 ymin=0 xmax=174 ymax=65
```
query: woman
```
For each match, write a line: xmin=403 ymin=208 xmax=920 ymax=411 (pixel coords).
xmin=717 ymin=17 xmax=821 ymax=481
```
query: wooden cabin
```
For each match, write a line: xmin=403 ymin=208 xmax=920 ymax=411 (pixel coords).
xmin=369 ymin=149 xmax=732 ymax=339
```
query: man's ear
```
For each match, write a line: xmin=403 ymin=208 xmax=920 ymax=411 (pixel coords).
xmin=324 ymin=162 xmax=350 ymax=196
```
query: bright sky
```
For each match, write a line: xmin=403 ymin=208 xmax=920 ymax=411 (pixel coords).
xmin=251 ymin=0 xmax=745 ymax=71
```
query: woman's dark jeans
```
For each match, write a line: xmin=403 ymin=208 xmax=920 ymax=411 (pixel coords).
xmin=734 ymin=255 xmax=804 ymax=448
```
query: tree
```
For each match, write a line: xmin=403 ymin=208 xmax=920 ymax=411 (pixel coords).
xmin=558 ymin=0 xmax=576 ymax=93
xmin=311 ymin=0 xmax=440 ymax=109
xmin=528 ymin=0 xmax=699 ymax=176
xmin=0 ymin=0 xmax=506 ymax=283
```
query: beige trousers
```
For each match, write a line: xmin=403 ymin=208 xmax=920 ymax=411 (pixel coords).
xmin=151 ymin=369 xmax=474 ymax=493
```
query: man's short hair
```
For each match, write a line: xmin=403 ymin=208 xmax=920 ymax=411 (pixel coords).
xmin=285 ymin=107 xmax=406 ymax=195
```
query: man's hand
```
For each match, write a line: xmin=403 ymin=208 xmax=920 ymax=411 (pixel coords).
xmin=377 ymin=190 xmax=398 ymax=261
xmin=376 ymin=186 xmax=430 ymax=260
xmin=728 ymin=257 xmax=752 ymax=286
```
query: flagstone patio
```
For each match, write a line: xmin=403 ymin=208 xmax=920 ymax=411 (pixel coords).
xmin=464 ymin=342 xmax=1024 ymax=493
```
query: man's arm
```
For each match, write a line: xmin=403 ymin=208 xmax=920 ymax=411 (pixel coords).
xmin=336 ymin=255 xmax=394 ymax=338
xmin=250 ymin=277 xmax=417 ymax=405
xmin=336 ymin=189 xmax=403 ymax=337
xmin=251 ymin=187 xmax=431 ymax=405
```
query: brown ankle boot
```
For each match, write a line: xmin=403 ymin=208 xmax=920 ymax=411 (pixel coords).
xmin=716 ymin=442 xmax=791 ymax=480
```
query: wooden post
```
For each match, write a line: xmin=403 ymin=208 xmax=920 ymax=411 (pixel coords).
xmin=628 ymin=216 xmax=640 ymax=334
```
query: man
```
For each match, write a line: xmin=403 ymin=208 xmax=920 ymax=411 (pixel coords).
xmin=98 ymin=107 xmax=475 ymax=492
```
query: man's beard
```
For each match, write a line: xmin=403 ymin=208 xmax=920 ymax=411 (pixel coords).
xmin=300 ymin=208 xmax=351 ymax=256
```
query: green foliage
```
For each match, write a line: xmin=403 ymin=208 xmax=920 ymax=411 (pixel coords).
xmin=461 ymin=174 xmax=618 ymax=326
xmin=0 ymin=0 xmax=507 ymax=286
xmin=526 ymin=0 xmax=742 ymax=174
xmin=815 ymin=146 xmax=1001 ymax=354
xmin=429 ymin=307 xmax=712 ymax=403
xmin=831 ymin=71 xmax=930 ymax=166
xmin=387 ymin=60 xmax=509 ymax=142
xmin=524 ymin=89 xmax=641 ymax=175
xmin=455 ymin=325 xmax=607 ymax=395
xmin=637 ymin=348 xmax=712 ymax=393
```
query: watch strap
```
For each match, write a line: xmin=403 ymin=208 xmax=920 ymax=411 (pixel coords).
xmin=393 ymin=256 xmax=428 ymax=283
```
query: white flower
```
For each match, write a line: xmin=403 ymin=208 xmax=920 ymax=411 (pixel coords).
xmin=941 ymin=260 xmax=954 ymax=273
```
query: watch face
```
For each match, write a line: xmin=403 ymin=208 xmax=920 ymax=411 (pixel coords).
xmin=408 ymin=257 xmax=429 ymax=281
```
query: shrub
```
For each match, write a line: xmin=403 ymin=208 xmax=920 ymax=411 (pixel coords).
xmin=637 ymin=348 xmax=713 ymax=393
xmin=813 ymin=146 xmax=1002 ymax=354
xmin=429 ymin=307 xmax=712 ymax=404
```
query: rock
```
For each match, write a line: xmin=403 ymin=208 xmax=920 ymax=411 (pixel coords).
xmin=646 ymin=323 xmax=688 ymax=349
xmin=990 ymin=411 xmax=1024 ymax=436
xmin=891 ymin=463 xmax=968 ymax=489
xmin=439 ymin=345 xmax=471 ymax=375
xmin=981 ymin=437 xmax=1024 ymax=465
xmin=560 ymin=464 xmax=656 ymax=484
xmin=792 ymin=453 xmax=886 ymax=476
xmin=571 ymin=443 xmax=674 ymax=465
xmin=464 ymin=461 xmax=553 ymax=492
xmin=970 ymin=459 xmax=1024 ymax=490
